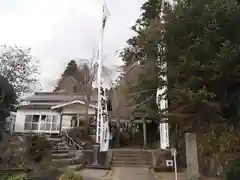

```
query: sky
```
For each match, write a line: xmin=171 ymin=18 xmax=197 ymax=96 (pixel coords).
xmin=0 ymin=0 xmax=146 ymax=91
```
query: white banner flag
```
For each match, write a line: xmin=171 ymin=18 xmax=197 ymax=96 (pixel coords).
xmin=157 ymin=80 xmax=169 ymax=150
xmin=159 ymin=121 xmax=169 ymax=149
xmin=99 ymin=86 xmax=109 ymax=151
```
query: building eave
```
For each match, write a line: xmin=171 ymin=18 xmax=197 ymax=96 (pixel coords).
xmin=51 ymin=100 xmax=97 ymax=110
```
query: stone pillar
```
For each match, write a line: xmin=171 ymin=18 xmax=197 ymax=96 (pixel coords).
xmin=92 ymin=144 xmax=100 ymax=165
xmin=185 ymin=133 xmax=200 ymax=180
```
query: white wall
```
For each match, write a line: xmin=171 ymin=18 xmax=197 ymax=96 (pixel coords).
xmin=61 ymin=104 xmax=96 ymax=115
xmin=14 ymin=109 xmax=60 ymax=133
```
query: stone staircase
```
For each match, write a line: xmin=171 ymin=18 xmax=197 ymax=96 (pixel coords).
xmin=47 ymin=134 xmax=83 ymax=171
xmin=111 ymin=151 xmax=153 ymax=167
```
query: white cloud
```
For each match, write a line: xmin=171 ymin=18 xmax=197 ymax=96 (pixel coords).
xmin=0 ymin=0 xmax=146 ymax=91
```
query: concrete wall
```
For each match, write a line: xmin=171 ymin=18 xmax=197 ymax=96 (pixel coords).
xmin=14 ymin=109 xmax=60 ymax=133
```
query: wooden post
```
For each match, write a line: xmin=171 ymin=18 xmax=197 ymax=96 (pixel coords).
xmin=59 ymin=113 xmax=63 ymax=133
xmin=77 ymin=114 xmax=80 ymax=127
xmin=116 ymin=118 xmax=120 ymax=147
xmin=143 ymin=118 xmax=147 ymax=148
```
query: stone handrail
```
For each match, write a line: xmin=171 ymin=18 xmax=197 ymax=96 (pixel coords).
xmin=61 ymin=129 xmax=84 ymax=150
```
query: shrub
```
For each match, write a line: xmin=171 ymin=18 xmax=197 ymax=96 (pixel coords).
xmin=226 ymin=158 xmax=240 ymax=180
xmin=0 ymin=173 xmax=25 ymax=180
xmin=25 ymin=135 xmax=52 ymax=165
xmin=68 ymin=127 xmax=94 ymax=144
xmin=8 ymin=174 xmax=25 ymax=180
xmin=59 ymin=171 xmax=84 ymax=180
xmin=1 ymin=135 xmax=25 ymax=168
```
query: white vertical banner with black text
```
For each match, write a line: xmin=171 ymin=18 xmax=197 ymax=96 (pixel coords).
xmin=157 ymin=85 xmax=169 ymax=150
xmin=96 ymin=1 xmax=110 ymax=152
xmin=99 ymin=85 xmax=109 ymax=151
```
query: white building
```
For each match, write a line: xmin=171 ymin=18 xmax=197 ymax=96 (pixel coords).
xmin=14 ymin=92 xmax=97 ymax=134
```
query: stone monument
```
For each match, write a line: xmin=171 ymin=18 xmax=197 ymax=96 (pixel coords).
xmin=185 ymin=133 xmax=200 ymax=180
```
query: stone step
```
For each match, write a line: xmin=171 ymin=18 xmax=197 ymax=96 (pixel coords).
xmin=52 ymin=153 xmax=73 ymax=159
xmin=48 ymin=137 xmax=62 ymax=142
xmin=113 ymin=153 xmax=151 ymax=157
xmin=113 ymin=154 xmax=152 ymax=158
xmin=113 ymin=151 xmax=150 ymax=154
xmin=112 ymin=160 xmax=152 ymax=165
xmin=52 ymin=146 xmax=68 ymax=150
xmin=113 ymin=152 xmax=151 ymax=157
xmin=52 ymin=157 xmax=81 ymax=166
xmin=111 ymin=164 xmax=150 ymax=167
xmin=111 ymin=152 xmax=153 ymax=167
xmin=49 ymin=134 xmax=62 ymax=138
xmin=52 ymin=149 xmax=69 ymax=154
xmin=112 ymin=157 xmax=152 ymax=161
xmin=54 ymin=141 xmax=66 ymax=145
xmin=65 ymin=165 xmax=84 ymax=171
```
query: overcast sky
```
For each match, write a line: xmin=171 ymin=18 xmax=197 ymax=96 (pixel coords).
xmin=0 ymin=0 xmax=146 ymax=91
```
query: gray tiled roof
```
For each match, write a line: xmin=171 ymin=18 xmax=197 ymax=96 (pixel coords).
xmin=23 ymin=92 xmax=98 ymax=102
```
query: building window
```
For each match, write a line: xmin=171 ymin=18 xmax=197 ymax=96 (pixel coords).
xmin=24 ymin=115 xmax=32 ymax=130
xmin=24 ymin=114 xmax=58 ymax=131
xmin=24 ymin=115 xmax=40 ymax=130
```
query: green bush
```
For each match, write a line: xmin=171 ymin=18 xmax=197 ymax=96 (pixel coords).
xmin=68 ymin=127 xmax=94 ymax=144
xmin=7 ymin=174 xmax=25 ymax=180
xmin=59 ymin=171 xmax=84 ymax=180
xmin=26 ymin=135 xmax=52 ymax=164
xmin=226 ymin=158 xmax=240 ymax=180
xmin=0 ymin=173 xmax=25 ymax=180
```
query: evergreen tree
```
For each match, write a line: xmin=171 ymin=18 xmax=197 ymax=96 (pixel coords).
xmin=121 ymin=0 xmax=240 ymax=164
xmin=164 ymin=0 xmax=240 ymax=164
xmin=0 ymin=75 xmax=16 ymax=123
xmin=165 ymin=0 xmax=240 ymax=128
xmin=121 ymin=0 xmax=164 ymax=119
xmin=54 ymin=60 xmax=79 ymax=92
xmin=62 ymin=60 xmax=79 ymax=77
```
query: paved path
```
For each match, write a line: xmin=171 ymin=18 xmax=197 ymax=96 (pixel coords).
xmin=77 ymin=168 xmax=156 ymax=180
xmin=110 ymin=167 xmax=156 ymax=180
xmin=77 ymin=169 xmax=109 ymax=180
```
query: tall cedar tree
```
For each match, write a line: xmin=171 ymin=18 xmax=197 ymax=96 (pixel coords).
xmin=121 ymin=0 xmax=163 ymax=119
xmin=165 ymin=0 xmax=240 ymax=163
